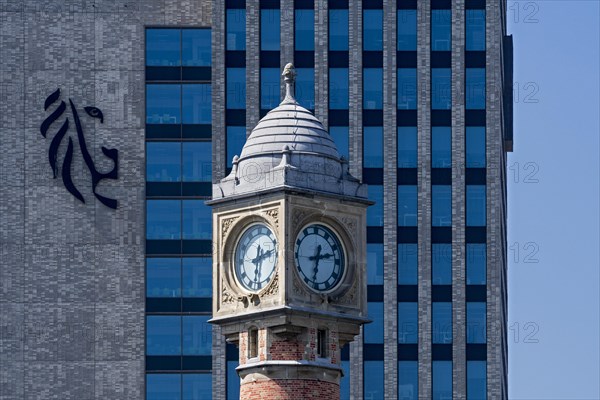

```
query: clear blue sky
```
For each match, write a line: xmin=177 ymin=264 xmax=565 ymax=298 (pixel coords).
xmin=507 ymin=1 xmax=600 ymax=399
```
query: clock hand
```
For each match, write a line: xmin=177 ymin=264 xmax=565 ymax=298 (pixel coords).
xmin=312 ymin=245 xmax=322 ymax=282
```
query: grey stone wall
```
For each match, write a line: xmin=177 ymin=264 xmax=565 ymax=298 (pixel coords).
xmin=0 ymin=2 xmax=209 ymax=399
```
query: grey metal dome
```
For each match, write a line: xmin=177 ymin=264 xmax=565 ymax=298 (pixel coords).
xmin=238 ymin=66 xmax=340 ymax=162
xmin=212 ymin=63 xmax=367 ymax=202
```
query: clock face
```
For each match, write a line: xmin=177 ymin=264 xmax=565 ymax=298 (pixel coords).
xmin=234 ymin=223 xmax=278 ymax=292
xmin=294 ymin=224 xmax=345 ymax=292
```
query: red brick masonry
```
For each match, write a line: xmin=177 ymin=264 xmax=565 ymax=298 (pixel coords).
xmin=240 ymin=379 xmax=339 ymax=400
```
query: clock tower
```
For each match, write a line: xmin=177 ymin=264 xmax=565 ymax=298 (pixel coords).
xmin=208 ymin=64 xmax=370 ymax=400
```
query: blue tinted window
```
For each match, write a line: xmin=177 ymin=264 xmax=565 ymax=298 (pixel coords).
xmin=340 ymin=360 xmax=350 ymax=400
xmin=398 ymin=361 xmax=418 ymax=400
xmin=398 ymin=302 xmax=418 ymax=343
xmin=467 ymin=361 xmax=487 ymax=400
xmin=183 ymin=142 xmax=212 ymax=182
xmin=227 ymin=126 xmax=246 ymax=167
xmin=183 ymin=316 xmax=211 ymax=355
xmin=466 ymin=10 xmax=486 ymax=51
xmin=432 ymin=185 xmax=451 ymax=227
xmin=398 ymin=186 xmax=417 ymax=226
xmin=147 ymin=316 xmax=181 ymax=355
xmin=261 ymin=68 xmax=280 ymax=110
xmin=467 ymin=302 xmax=486 ymax=343
xmin=433 ymin=361 xmax=452 ymax=400
xmin=226 ymin=9 xmax=246 ymax=50
xmin=364 ymin=361 xmax=384 ymax=399
xmin=466 ymin=68 xmax=486 ymax=109
xmin=329 ymin=68 xmax=349 ymax=109
xmin=398 ymin=68 xmax=417 ymax=109
xmin=432 ymin=68 xmax=451 ymax=109
xmin=226 ymin=68 xmax=246 ymax=109
xmin=432 ymin=127 xmax=451 ymax=168
xmin=147 ymin=200 xmax=181 ymax=239
xmin=227 ymin=360 xmax=240 ymax=400
xmin=183 ymin=258 xmax=212 ymax=297
xmin=398 ymin=244 xmax=418 ymax=285
xmin=431 ymin=10 xmax=451 ymax=51
xmin=182 ymin=29 xmax=211 ymax=66
xmin=147 ymin=142 xmax=181 ymax=182
xmin=467 ymin=244 xmax=486 ymax=285
xmin=433 ymin=302 xmax=452 ymax=344
xmin=147 ymin=258 xmax=181 ymax=298
xmin=397 ymin=127 xmax=417 ymax=168
xmin=363 ymin=126 xmax=383 ymax=168
xmin=364 ymin=68 xmax=383 ymax=109
xmin=367 ymin=185 xmax=384 ymax=227
xmin=330 ymin=127 xmax=349 ymax=160
xmin=367 ymin=244 xmax=384 ymax=285
xmin=261 ymin=9 xmax=280 ymax=50
xmin=365 ymin=302 xmax=384 ymax=343
xmin=397 ymin=10 xmax=417 ymax=51
xmin=295 ymin=10 xmax=314 ymax=50
xmin=363 ymin=10 xmax=383 ymax=51
xmin=432 ymin=244 xmax=452 ymax=285
xmin=466 ymin=185 xmax=486 ymax=226
xmin=296 ymin=68 xmax=315 ymax=109
xmin=182 ymin=84 xmax=211 ymax=124
xmin=147 ymin=374 xmax=181 ymax=400
xmin=182 ymin=200 xmax=212 ymax=240
xmin=146 ymin=29 xmax=180 ymax=66
xmin=329 ymin=9 xmax=349 ymax=50
xmin=147 ymin=84 xmax=181 ymax=124
xmin=466 ymin=127 xmax=486 ymax=168
xmin=183 ymin=374 xmax=212 ymax=400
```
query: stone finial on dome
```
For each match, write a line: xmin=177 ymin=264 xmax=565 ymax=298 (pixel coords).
xmin=282 ymin=63 xmax=298 ymax=104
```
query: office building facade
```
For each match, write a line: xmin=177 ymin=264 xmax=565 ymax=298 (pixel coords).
xmin=0 ymin=0 xmax=511 ymax=399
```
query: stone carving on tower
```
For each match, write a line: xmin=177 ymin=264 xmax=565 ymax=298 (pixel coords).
xmin=208 ymin=63 xmax=371 ymax=400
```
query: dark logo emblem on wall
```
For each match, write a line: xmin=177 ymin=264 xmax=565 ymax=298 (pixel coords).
xmin=40 ymin=88 xmax=119 ymax=209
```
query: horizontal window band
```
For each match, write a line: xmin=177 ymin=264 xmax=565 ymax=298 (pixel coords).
xmin=466 ymin=51 xmax=486 ymax=68
xmin=466 ymin=227 xmax=487 ymax=243
xmin=466 ymin=0 xmax=486 ymax=9
xmin=431 ymin=0 xmax=451 ymax=9
xmin=398 ymin=344 xmax=418 ymax=360
xmin=367 ymin=227 xmax=384 ymax=243
xmin=397 ymin=285 xmax=418 ymax=302
xmin=294 ymin=0 xmax=314 ymax=9
xmin=145 ymin=356 xmax=212 ymax=372
xmin=367 ymin=285 xmax=384 ymax=302
xmin=431 ymin=51 xmax=451 ymax=68
xmin=397 ymin=227 xmax=418 ymax=243
xmin=294 ymin=51 xmax=314 ymax=67
xmin=226 ymin=51 xmax=246 ymax=67
xmin=397 ymin=51 xmax=417 ymax=68
xmin=146 ymin=67 xmax=211 ymax=82
xmin=146 ymin=125 xmax=212 ymax=140
xmin=146 ymin=298 xmax=212 ymax=313
xmin=466 ymin=168 xmax=487 ymax=185
xmin=363 ymin=344 xmax=384 ymax=360
xmin=363 ymin=51 xmax=383 ymax=67
xmin=328 ymin=0 xmax=349 ymax=9
xmin=329 ymin=109 xmax=349 ymax=126
xmin=398 ymin=169 xmax=417 ymax=185
xmin=466 ymin=285 xmax=487 ymax=302
xmin=432 ymin=285 xmax=452 ymax=302
xmin=432 ymin=110 xmax=452 ymax=126
xmin=363 ymin=110 xmax=383 ymax=125
xmin=431 ymin=227 xmax=452 ymax=243
xmin=363 ymin=168 xmax=383 ymax=185
xmin=362 ymin=0 xmax=383 ymax=9
xmin=328 ymin=51 xmax=349 ymax=67
xmin=146 ymin=240 xmax=212 ymax=256
xmin=466 ymin=110 xmax=486 ymax=126
xmin=260 ymin=51 xmax=280 ymax=67
xmin=397 ymin=110 xmax=418 ymax=126
xmin=225 ymin=0 xmax=245 ymax=9
xmin=466 ymin=344 xmax=487 ymax=360
xmin=431 ymin=168 xmax=451 ymax=185
xmin=146 ymin=182 xmax=212 ymax=198
xmin=226 ymin=110 xmax=246 ymax=126
xmin=260 ymin=0 xmax=280 ymax=9
xmin=432 ymin=344 xmax=453 ymax=360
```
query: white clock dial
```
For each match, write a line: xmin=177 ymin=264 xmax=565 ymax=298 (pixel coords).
xmin=294 ymin=224 xmax=345 ymax=292
xmin=234 ymin=223 xmax=278 ymax=292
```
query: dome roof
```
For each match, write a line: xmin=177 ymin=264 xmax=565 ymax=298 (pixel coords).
xmin=211 ymin=63 xmax=368 ymax=203
xmin=239 ymin=102 xmax=340 ymax=161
